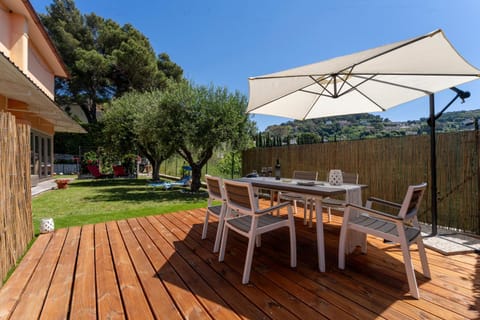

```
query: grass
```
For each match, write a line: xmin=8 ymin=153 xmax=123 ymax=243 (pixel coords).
xmin=32 ymin=177 xmax=209 ymax=234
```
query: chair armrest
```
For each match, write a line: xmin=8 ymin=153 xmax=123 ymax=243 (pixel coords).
xmin=367 ymin=197 xmax=402 ymax=209
xmin=255 ymin=202 xmax=290 ymax=215
xmin=347 ymin=203 xmax=403 ymax=222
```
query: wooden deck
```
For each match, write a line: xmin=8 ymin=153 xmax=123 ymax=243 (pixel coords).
xmin=0 ymin=207 xmax=479 ymax=319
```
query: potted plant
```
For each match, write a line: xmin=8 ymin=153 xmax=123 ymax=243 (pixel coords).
xmin=55 ymin=179 xmax=70 ymax=189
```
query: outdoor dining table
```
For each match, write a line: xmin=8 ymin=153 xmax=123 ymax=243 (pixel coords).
xmin=238 ymin=176 xmax=366 ymax=272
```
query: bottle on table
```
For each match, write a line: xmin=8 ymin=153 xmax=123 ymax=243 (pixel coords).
xmin=275 ymin=158 xmax=281 ymax=180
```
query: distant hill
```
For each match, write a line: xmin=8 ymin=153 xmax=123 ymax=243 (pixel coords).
xmin=257 ymin=109 xmax=480 ymax=146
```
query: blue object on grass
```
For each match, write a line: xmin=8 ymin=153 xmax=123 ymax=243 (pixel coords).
xmin=149 ymin=175 xmax=191 ymax=190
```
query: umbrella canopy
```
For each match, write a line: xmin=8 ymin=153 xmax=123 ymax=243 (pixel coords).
xmin=247 ymin=29 xmax=480 ymax=119
xmin=247 ymin=29 xmax=480 ymax=236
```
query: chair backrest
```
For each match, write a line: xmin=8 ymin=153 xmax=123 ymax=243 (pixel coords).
xmin=398 ymin=182 xmax=427 ymax=220
xmin=223 ymin=179 xmax=256 ymax=216
xmin=293 ymin=170 xmax=318 ymax=181
xmin=342 ymin=172 xmax=359 ymax=184
xmin=87 ymin=165 xmax=102 ymax=178
xmin=113 ymin=165 xmax=126 ymax=177
xmin=205 ymin=175 xmax=224 ymax=202
xmin=326 ymin=170 xmax=359 ymax=184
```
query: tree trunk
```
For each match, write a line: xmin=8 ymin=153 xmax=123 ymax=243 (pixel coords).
xmin=190 ymin=165 xmax=202 ymax=192
xmin=151 ymin=160 xmax=160 ymax=181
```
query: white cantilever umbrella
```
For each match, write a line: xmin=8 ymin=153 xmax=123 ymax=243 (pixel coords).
xmin=247 ymin=29 xmax=479 ymax=120
xmin=247 ymin=29 xmax=480 ymax=235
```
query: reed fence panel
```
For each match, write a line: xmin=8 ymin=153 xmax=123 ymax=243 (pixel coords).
xmin=0 ymin=112 xmax=33 ymax=286
xmin=243 ymin=131 xmax=479 ymax=234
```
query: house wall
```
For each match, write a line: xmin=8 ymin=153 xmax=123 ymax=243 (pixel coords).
xmin=0 ymin=1 xmax=65 ymax=181
xmin=28 ymin=43 xmax=54 ymax=99
xmin=0 ymin=3 xmax=56 ymax=98
xmin=9 ymin=10 xmax=28 ymax=71
xmin=0 ymin=5 xmax=10 ymax=54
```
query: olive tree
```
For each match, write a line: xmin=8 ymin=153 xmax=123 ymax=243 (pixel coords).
xmin=102 ymin=90 xmax=176 ymax=180
xmin=162 ymin=81 xmax=254 ymax=192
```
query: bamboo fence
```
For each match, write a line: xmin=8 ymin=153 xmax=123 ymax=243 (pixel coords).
xmin=0 ymin=112 xmax=33 ymax=285
xmin=243 ymin=131 xmax=480 ymax=234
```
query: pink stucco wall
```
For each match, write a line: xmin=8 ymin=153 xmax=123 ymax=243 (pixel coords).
xmin=0 ymin=5 xmax=55 ymax=98
xmin=0 ymin=8 xmax=10 ymax=54
xmin=28 ymin=44 xmax=55 ymax=99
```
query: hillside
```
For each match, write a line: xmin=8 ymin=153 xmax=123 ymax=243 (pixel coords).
xmin=259 ymin=109 xmax=480 ymax=145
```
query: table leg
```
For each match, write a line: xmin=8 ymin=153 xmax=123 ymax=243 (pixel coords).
xmin=315 ymin=196 xmax=325 ymax=272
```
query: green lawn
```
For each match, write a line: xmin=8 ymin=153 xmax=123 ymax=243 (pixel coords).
xmin=32 ymin=177 xmax=209 ymax=234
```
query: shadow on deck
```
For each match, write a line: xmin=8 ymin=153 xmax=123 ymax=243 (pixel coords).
xmin=0 ymin=208 xmax=478 ymax=319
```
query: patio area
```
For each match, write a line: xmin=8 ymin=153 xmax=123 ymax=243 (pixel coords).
xmin=0 ymin=206 xmax=478 ymax=319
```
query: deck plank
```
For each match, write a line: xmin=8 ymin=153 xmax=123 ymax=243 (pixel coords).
xmin=147 ymin=215 xmax=243 ymax=320
xmin=95 ymin=223 xmax=125 ymax=320
xmin=137 ymin=216 xmax=213 ymax=320
xmin=9 ymin=228 xmax=67 ymax=319
xmin=128 ymin=219 xmax=182 ymax=320
xmin=119 ymin=218 xmax=182 ymax=319
xmin=41 ymin=226 xmax=81 ymax=319
xmin=106 ymin=221 xmax=154 ymax=320
xmin=70 ymin=224 xmax=97 ymax=319
xmin=0 ymin=208 xmax=479 ymax=320
xmin=0 ymin=232 xmax=52 ymax=320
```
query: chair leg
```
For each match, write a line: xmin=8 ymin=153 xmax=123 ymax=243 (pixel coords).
xmin=399 ymin=238 xmax=420 ymax=299
xmin=327 ymin=207 xmax=332 ymax=223
xmin=338 ymin=228 xmax=348 ymax=269
xmin=302 ymin=199 xmax=307 ymax=225
xmin=338 ymin=208 xmax=350 ymax=269
xmin=256 ymin=234 xmax=262 ymax=247
xmin=218 ymin=224 xmax=229 ymax=262
xmin=416 ymin=237 xmax=431 ymax=278
xmin=288 ymin=207 xmax=297 ymax=268
xmin=292 ymin=199 xmax=298 ymax=215
xmin=242 ymin=234 xmax=257 ymax=284
xmin=213 ymin=207 xmax=226 ymax=253
xmin=202 ymin=211 xmax=210 ymax=240
xmin=308 ymin=199 xmax=314 ymax=228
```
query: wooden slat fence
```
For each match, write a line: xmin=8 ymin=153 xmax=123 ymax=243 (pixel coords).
xmin=0 ymin=112 xmax=33 ymax=286
xmin=243 ymin=131 xmax=480 ymax=234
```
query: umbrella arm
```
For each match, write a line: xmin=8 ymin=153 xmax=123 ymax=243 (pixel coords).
xmin=427 ymin=87 xmax=470 ymax=127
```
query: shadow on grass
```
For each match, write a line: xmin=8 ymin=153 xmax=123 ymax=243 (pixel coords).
xmin=71 ymin=178 xmax=208 ymax=203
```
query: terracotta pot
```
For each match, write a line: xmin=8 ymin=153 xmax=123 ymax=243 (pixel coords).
xmin=56 ymin=180 xmax=69 ymax=189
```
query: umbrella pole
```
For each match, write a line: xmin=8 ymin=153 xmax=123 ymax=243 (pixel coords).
xmin=429 ymin=94 xmax=438 ymax=236
xmin=427 ymin=88 xmax=470 ymax=236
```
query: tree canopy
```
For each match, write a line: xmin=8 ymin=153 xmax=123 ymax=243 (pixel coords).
xmin=102 ymin=81 xmax=254 ymax=191
xmin=161 ymin=81 xmax=255 ymax=191
xmin=39 ymin=0 xmax=183 ymax=123
xmin=102 ymin=90 xmax=177 ymax=181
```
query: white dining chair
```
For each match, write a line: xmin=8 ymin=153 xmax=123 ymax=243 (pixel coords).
xmin=219 ymin=179 xmax=297 ymax=284
xmin=203 ymin=175 xmax=228 ymax=253
xmin=338 ymin=182 xmax=431 ymax=299
xmin=322 ymin=170 xmax=359 ymax=222
xmin=278 ymin=170 xmax=318 ymax=226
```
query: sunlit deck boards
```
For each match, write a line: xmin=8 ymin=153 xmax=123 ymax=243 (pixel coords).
xmin=0 ymin=208 xmax=479 ymax=319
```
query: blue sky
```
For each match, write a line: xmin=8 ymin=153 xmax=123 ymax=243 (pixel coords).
xmin=31 ymin=0 xmax=480 ymax=131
